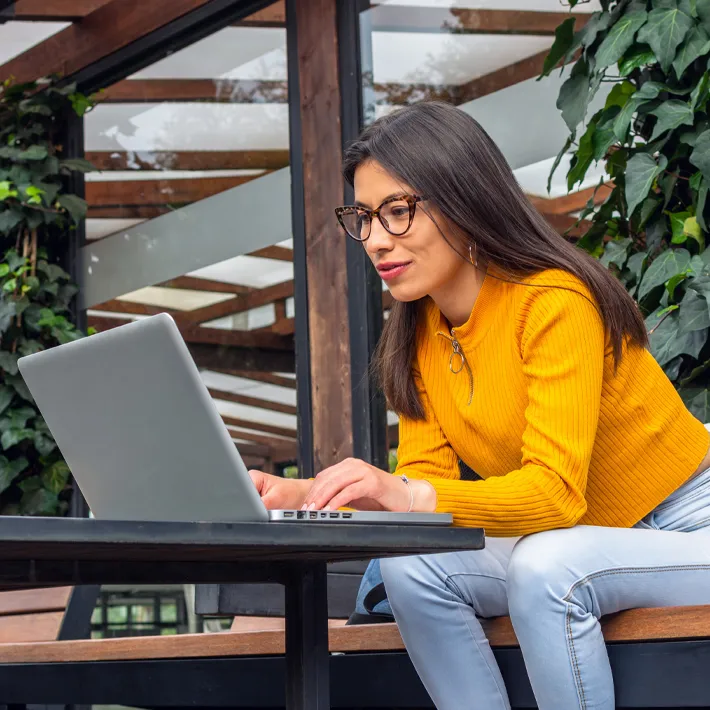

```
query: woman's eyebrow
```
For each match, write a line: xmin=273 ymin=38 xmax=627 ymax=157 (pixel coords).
xmin=354 ymin=192 xmax=404 ymax=209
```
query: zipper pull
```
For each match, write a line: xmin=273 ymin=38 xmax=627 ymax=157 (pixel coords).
xmin=436 ymin=330 xmax=474 ymax=405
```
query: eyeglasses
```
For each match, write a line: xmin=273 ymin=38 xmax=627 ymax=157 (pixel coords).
xmin=335 ymin=194 xmax=424 ymax=242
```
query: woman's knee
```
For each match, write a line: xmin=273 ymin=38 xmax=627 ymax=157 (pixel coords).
xmin=506 ymin=527 xmax=590 ymax=616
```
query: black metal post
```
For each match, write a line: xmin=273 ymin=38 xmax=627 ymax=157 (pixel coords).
xmin=284 ymin=562 xmax=330 ymax=710
xmin=337 ymin=1 xmax=388 ymax=472
xmin=61 ymin=106 xmax=90 ymax=520
xmin=285 ymin=0 xmax=315 ymax=480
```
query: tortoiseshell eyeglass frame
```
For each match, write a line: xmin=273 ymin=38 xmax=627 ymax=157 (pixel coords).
xmin=334 ymin=194 xmax=424 ymax=242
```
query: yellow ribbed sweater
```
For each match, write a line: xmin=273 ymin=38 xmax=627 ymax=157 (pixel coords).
xmin=395 ymin=267 xmax=710 ymax=536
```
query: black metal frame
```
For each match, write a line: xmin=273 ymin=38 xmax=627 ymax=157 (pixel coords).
xmin=60 ymin=107 xmax=90 ymax=520
xmin=0 ymin=641 xmax=709 ymax=708
xmin=338 ymin=0 xmax=389 ymax=472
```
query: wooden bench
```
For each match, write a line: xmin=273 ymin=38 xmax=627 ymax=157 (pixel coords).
xmin=0 ymin=602 xmax=708 ymax=708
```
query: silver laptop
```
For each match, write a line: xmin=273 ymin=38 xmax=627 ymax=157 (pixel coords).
xmin=17 ymin=313 xmax=451 ymax=526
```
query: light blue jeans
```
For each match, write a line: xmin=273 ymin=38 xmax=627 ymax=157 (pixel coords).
xmin=380 ymin=467 xmax=710 ymax=710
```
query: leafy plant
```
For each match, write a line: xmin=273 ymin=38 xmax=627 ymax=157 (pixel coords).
xmin=0 ymin=78 xmax=94 ymax=515
xmin=546 ymin=0 xmax=710 ymax=421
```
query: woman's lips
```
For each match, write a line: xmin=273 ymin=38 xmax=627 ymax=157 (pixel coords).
xmin=377 ymin=262 xmax=411 ymax=281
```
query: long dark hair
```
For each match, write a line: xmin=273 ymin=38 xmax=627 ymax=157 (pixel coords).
xmin=342 ymin=101 xmax=648 ymax=420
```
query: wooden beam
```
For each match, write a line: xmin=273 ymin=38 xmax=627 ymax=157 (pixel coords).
xmin=0 ymin=0 xmax=216 ymax=85
xmin=226 ymin=428 xmax=297 ymax=455
xmin=368 ymin=6 xmax=588 ymax=36
xmin=221 ymin=415 xmax=296 ymax=439
xmin=529 ymin=184 xmax=614 ymax=216
xmin=167 ymin=280 xmax=293 ymax=325
xmin=455 ymin=49 xmax=550 ymax=105
xmin=100 ymin=78 xmax=288 ymax=104
xmin=250 ymin=246 xmax=293 ymax=262
xmin=11 ymin=0 xmax=110 ymax=21
xmin=294 ymin=0 xmax=353 ymax=471
xmin=85 ymin=150 xmax=290 ymax=172
xmin=101 ymin=78 xmax=454 ymax=105
xmin=87 ymin=206 xmax=168 ymax=220
xmin=236 ymin=1 xmax=285 ymax=28
xmin=215 ymin=371 xmax=297 ymax=390
xmin=85 ymin=175 xmax=260 ymax=208
xmin=159 ymin=276 xmax=252 ymax=295
xmin=208 ymin=388 xmax=297 ymax=416
xmin=87 ymin=315 xmax=292 ymax=350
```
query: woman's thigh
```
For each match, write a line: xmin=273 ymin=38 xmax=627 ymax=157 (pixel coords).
xmin=381 ymin=535 xmax=519 ymax=618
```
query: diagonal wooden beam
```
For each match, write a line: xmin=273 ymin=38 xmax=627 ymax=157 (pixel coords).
xmin=87 ymin=315 xmax=293 ymax=350
xmin=455 ymin=49 xmax=550 ymax=105
xmin=175 ymin=280 xmax=294 ymax=325
xmin=208 ymin=388 xmax=297 ymax=416
xmin=221 ymin=415 xmax=296 ymax=439
xmin=529 ymin=184 xmax=614 ymax=216
xmin=226 ymin=427 xmax=297 ymax=454
xmin=0 ymin=0 xmax=215 ymax=85
xmin=85 ymin=150 xmax=290 ymax=172
xmin=101 ymin=78 xmax=288 ymax=103
xmin=250 ymin=246 xmax=293 ymax=262
xmin=85 ymin=175 xmax=262 ymax=208
xmin=12 ymin=0 xmax=111 ymax=21
xmin=159 ymin=276 xmax=252 ymax=296
xmin=216 ymin=371 xmax=297 ymax=390
xmin=368 ymin=6 xmax=588 ymax=36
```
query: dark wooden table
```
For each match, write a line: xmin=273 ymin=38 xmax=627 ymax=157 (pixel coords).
xmin=0 ymin=516 xmax=484 ymax=710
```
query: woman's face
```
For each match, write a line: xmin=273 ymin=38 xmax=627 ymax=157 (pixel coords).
xmin=353 ymin=160 xmax=469 ymax=302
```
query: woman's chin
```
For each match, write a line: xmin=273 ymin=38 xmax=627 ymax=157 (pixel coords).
xmin=387 ymin=284 xmax=427 ymax=303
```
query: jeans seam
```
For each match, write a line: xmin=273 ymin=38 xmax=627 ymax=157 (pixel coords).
xmin=562 ymin=564 xmax=710 ymax=710
xmin=565 ymin=603 xmax=587 ymax=709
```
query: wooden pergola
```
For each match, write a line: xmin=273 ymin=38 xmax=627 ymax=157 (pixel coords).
xmin=0 ymin=0 xmax=603 ymax=476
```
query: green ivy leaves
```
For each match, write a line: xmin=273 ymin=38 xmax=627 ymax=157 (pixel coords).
xmin=596 ymin=10 xmax=649 ymax=69
xmin=0 ymin=78 xmax=93 ymax=517
xmin=625 ymin=153 xmax=668 ymax=217
xmin=638 ymin=2 xmax=694 ymax=73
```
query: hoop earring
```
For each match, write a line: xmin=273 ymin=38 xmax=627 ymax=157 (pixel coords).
xmin=468 ymin=243 xmax=478 ymax=268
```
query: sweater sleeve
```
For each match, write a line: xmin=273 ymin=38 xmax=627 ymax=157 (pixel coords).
xmin=394 ymin=366 xmax=461 ymax=481
xmin=416 ymin=284 xmax=605 ymax=536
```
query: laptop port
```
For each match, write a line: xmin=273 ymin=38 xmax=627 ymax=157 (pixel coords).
xmin=320 ymin=512 xmax=327 ymax=518
xmin=283 ymin=511 xmax=295 ymax=518
xmin=329 ymin=512 xmax=339 ymax=518
xmin=342 ymin=512 xmax=352 ymax=519
xmin=309 ymin=511 xmax=318 ymax=519
xmin=297 ymin=511 xmax=306 ymax=519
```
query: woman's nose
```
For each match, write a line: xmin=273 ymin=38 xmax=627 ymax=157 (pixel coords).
xmin=364 ymin=219 xmax=395 ymax=255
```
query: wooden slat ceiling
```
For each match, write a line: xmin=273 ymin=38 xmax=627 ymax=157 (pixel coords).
xmin=2 ymin=1 xmax=602 ymax=467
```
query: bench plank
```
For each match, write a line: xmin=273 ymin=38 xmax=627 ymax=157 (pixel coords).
xmin=0 ymin=605 xmax=707 ymax=663
xmin=0 ymin=587 xmax=72 ymax=616
xmin=0 ymin=611 xmax=65 ymax=643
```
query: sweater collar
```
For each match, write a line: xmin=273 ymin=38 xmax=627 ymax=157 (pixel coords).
xmin=425 ymin=263 xmax=505 ymax=350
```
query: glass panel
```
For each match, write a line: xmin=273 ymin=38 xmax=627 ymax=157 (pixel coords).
xmin=82 ymin=1 xmax=297 ymax=479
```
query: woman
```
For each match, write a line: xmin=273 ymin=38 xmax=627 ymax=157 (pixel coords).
xmin=249 ymin=101 xmax=710 ymax=710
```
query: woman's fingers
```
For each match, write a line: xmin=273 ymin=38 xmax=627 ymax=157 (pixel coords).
xmin=306 ymin=467 xmax=365 ymax=509
xmin=323 ymin=481 xmax=372 ymax=512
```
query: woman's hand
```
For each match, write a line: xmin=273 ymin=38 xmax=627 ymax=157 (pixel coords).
xmin=249 ymin=470 xmax=311 ymax=510
xmin=302 ymin=458 xmax=435 ymax=512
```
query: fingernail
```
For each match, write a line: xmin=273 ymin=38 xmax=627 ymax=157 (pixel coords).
xmin=301 ymin=504 xmax=307 ymax=510
xmin=307 ymin=502 xmax=315 ymax=511
xmin=323 ymin=505 xmax=331 ymax=511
